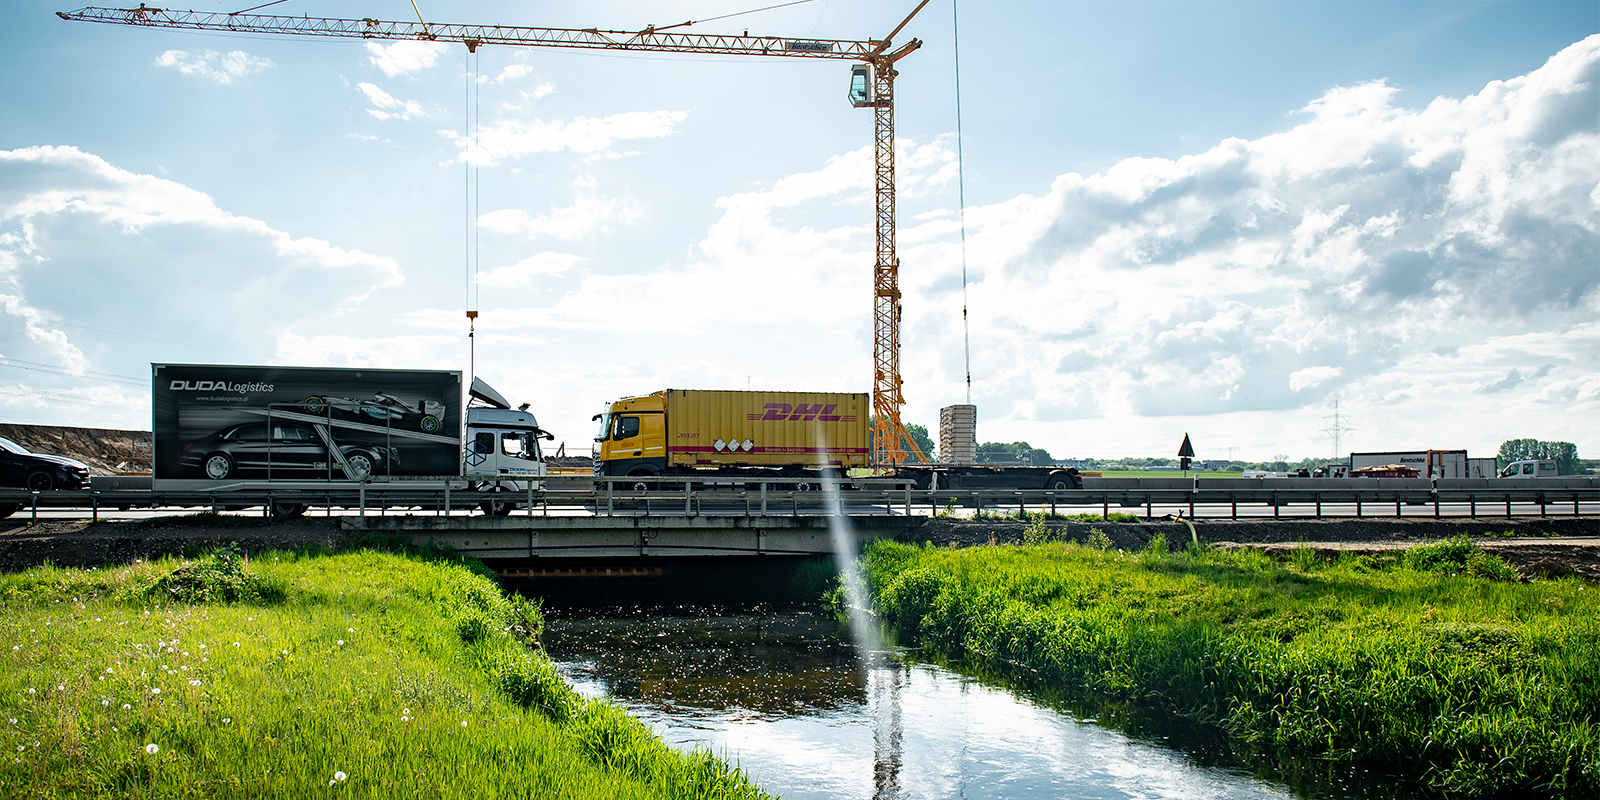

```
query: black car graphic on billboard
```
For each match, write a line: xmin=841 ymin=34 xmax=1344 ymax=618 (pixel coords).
xmin=299 ymin=393 xmax=446 ymax=432
xmin=179 ymin=422 xmax=395 ymax=480
xmin=0 ymin=437 xmax=91 ymax=491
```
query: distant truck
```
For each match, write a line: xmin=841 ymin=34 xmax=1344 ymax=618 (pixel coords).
xmin=1499 ymin=459 xmax=1559 ymax=478
xmin=591 ymin=389 xmax=1083 ymax=490
xmin=153 ymin=364 xmax=551 ymax=515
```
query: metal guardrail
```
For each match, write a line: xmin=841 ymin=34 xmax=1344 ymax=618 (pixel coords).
xmin=0 ymin=477 xmax=1595 ymax=522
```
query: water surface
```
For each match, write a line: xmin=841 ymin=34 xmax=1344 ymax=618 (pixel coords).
xmin=544 ymin=610 xmax=1400 ymax=799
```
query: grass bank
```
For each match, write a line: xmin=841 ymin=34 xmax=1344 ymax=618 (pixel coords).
xmin=0 ymin=546 xmax=770 ymax=799
xmin=862 ymin=536 xmax=1599 ymax=796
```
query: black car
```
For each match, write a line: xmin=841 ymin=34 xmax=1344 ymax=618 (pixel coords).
xmin=180 ymin=422 xmax=395 ymax=480
xmin=0 ymin=437 xmax=91 ymax=491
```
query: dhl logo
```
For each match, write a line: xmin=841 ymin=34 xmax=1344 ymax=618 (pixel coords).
xmin=745 ymin=403 xmax=855 ymax=422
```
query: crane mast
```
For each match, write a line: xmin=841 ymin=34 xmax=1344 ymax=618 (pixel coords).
xmin=59 ymin=3 xmax=932 ymax=467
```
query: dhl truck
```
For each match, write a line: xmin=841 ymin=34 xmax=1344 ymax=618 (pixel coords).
xmin=592 ymin=389 xmax=1083 ymax=490
xmin=592 ymin=390 xmax=868 ymax=486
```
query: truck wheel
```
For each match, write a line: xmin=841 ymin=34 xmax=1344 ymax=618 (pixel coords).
xmin=1045 ymin=473 xmax=1079 ymax=490
xmin=478 ymin=499 xmax=514 ymax=516
xmin=271 ymin=501 xmax=306 ymax=519
xmin=301 ymin=396 xmax=327 ymax=415
xmin=25 ymin=470 xmax=55 ymax=492
xmin=420 ymin=415 xmax=441 ymax=433
xmin=0 ymin=503 xmax=17 ymax=519
xmin=203 ymin=453 xmax=233 ymax=480
xmin=789 ymin=470 xmax=818 ymax=492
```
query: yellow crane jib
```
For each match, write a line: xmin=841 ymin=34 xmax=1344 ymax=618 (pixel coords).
xmin=57 ymin=1 xmax=934 ymax=469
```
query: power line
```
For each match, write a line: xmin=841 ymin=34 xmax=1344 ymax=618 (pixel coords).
xmin=0 ymin=357 xmax=143 ymax=387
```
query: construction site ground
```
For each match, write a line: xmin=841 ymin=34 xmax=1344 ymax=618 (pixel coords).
xmin=0 ymin=515 xmax=1592 ymax=580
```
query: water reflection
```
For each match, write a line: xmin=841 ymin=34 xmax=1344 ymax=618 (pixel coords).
xmin=545 ymin=611 xmax=1326 ymax=800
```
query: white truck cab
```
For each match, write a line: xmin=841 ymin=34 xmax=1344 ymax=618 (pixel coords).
xmin=461 ymin=378 xmax=551 ymax=493
xmin=1499 ymin=459 xmax=1557 ymax=479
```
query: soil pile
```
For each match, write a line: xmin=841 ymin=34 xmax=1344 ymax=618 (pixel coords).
xmin=0 ymin=423 xmax=151 ymax=476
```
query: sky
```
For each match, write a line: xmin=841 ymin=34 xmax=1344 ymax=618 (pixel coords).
xmin=0 ymin=0 xmax=1596 ymax=463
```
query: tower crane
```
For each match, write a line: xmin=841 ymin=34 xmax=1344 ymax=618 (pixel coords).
xmin=59 ymin=1 xmax=934 ymax=467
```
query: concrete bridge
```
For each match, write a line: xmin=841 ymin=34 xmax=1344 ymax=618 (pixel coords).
xmin=341 ymin=513 xmax=919 ymax=560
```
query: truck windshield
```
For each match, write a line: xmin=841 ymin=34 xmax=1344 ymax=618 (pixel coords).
xmin=594 ymin=413 xmax=612 ymax=442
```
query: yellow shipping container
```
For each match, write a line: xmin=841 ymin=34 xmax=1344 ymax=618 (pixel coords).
xmin=593 ymin=389 xmax=868 ymax=476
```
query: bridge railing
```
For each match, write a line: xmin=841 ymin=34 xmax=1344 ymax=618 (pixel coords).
xmin=0 ymin=478 xmax=1594 ymax=521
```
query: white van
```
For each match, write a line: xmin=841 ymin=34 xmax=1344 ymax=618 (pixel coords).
xmin=1499 ymin=459 xmax=1558 ymax=479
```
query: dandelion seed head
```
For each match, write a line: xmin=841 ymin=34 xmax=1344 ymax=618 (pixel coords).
xmin=150 ymin=688 xmax=160 ymax=695
xmin=402 ymin=707 xmax=410 ymax=714
xmin=336 ymin=640 xmax=344 ymax=645
xmin=121 ymin=704 xmax=130 ymax=710
xmin=101 ymin=700 xmax=109 ymax=706
xmin=334 ymin=771 xmax=347 ymax=781
xmin=27 ymin=688 xmax=34 ymax=694
xmin=222 ymin=717 xmax=230 ymax=723
xmin=232 ymin=642 xmax=240 ymax=647
xmin=144 ymin=743 xmax=158 ymax=755
xmin=460 ymin=721 xmax=467 ymax=727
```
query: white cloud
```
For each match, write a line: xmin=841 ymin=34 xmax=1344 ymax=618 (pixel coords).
xmin=900 ymin=34 xmax=1600 ymax=457
xmin=364 ymin=41 xmax=449 ymax=77
xmin=475 ymin=252 xmax=585 ymax=287
xmin=446 ymin=110 xmax=689 ymax=166
xmin=357 ymin=82 xmax=426 ymax=121
xmin=1288 ymin=366 xmax=1343 ymax=391
xmin=477 ymin=177 xmax=640 ymax=240
xmin=154 ymin=50 xmax=273 ymax=84
xmin=0 ymin=145 xmax=404 ymax=425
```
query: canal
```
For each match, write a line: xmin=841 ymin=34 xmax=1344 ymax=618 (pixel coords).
xmin=542 ymin=607 xmax=1412 ymax=800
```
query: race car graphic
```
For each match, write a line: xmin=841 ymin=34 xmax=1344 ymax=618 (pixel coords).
xmin=299 ymin=392 xmax=446 ymax=432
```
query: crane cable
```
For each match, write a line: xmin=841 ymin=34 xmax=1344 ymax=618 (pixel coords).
xmin=953 ymin=0 xmax=970 ymax=405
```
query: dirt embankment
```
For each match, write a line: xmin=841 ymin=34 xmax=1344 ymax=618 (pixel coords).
xmin=0 ymin=518 xmax=351 ymax=571
xmin=904 ymin=517 xmax=1600 ymax=579
xmin=0 ymin=423 xmax=151 ymax=476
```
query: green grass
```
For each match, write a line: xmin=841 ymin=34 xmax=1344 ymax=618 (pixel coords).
xmin=0 ymin=548 xmax=770 ymax=799
xmin=862 ymin=537 xmax=1599 ymax=797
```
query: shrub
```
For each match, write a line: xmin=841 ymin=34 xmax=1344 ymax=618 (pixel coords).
xmin=146 ymin=543 xmax=286 ymax=604
xmin=1403 ymin=537 xmax=1520 ymax=580
xmin=1084 ymin=527 xmax=1112 ymax=551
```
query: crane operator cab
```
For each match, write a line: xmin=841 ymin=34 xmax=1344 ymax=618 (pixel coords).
xmin=849 ymin=64 xmax=872 ymax=107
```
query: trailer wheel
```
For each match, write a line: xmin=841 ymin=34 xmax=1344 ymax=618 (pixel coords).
xmin=420 ymin=415 xmax=441 ymax=433
xmin=25 ymin=470 xmax=55 ymax=492
xmin=0 ymin=503 xmax=17 ymax=519
xmin=203 ymin=453 xmax=233 ymax=480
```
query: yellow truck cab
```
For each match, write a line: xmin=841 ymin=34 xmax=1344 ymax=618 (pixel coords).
xmin=591 ymin=392 xmax=669 ymax=477
xmin=592 ymin=389 xmax=869 ymax=479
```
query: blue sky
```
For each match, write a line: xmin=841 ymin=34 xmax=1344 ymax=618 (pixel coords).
xmin=1 ymin=0 xmax=1596 ymax=462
